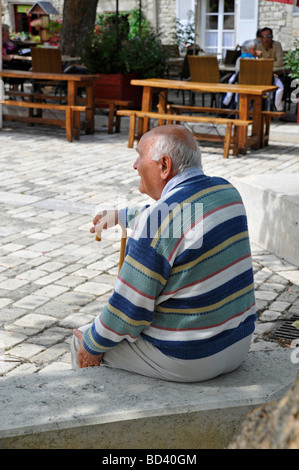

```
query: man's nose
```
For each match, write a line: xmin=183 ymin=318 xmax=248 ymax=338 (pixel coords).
xmin=133 ymin=157 xmax=139 ymax=170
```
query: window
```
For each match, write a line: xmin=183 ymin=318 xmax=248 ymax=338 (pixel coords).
xmin=202 ymin=0 xmax=235 ymax=58
xmin=13 ymin=4 xmax=39 ymax=34
xmin=294 ymin=0 xmax=299 ymax=15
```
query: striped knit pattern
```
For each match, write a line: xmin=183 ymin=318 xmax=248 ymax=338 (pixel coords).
xmin=83 ymin=173 xmax=256 ymax=360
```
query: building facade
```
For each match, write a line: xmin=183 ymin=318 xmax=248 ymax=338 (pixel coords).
xmin=2 ymin=0 xmax=299 ymax=56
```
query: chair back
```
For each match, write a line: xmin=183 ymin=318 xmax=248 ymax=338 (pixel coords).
xmin=224 ymin=49 xmax=241 ymax=65
xmin=188 ymin=55 xmax=220 ymax=83
xmin=238 ymin=58 xmax=274 ymax=86
xmin=31 ymin=47 xmax=62 ymax=73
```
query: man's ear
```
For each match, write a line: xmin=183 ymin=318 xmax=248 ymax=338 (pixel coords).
xmin=160 ymin=154 xmax=173 ymax=180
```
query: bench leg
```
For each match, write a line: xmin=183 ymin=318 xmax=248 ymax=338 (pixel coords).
xmin=115 ymin=107 xmax=121 ymax=133
xmin=262 ymin=114 xmax=270 ymax=147
xmin=108 ymin=103 xmax=115 ymax=134
xmin=73 ymin=110 xmax=81 ymax=140
xmin=223 ymin=122 xmax=232 ymax=158
xmin=65 ymin=108 xmax=72 ymax=142
xmin=128 ymin=114 xmax=136 ymax=148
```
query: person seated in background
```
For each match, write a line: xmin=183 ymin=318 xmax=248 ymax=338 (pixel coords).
xmin=257 ymin=27 xmax=285 ymax=111
xmin=2 ymin=23 xmax=31 ymax=91
xmin=222 ymin=37 xmax=284 ymax=112
xmin=222 ymin=39 xmax=260 ymax=108
xmin=257 ymin=27 xmax=284 ymax=74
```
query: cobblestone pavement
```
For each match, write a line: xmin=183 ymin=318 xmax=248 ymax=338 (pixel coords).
xmin=0 ymin=112 xmax=299 ymax=377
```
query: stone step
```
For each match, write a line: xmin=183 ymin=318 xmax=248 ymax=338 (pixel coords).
xmin=0 ymin=349 xmax=297 ymax=449
xmin=230 ymin=173 xmax=299 ymax=268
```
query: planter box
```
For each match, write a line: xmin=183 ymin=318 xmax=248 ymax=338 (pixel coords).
xmin=95 ymin=73 xmax=142 ymax=108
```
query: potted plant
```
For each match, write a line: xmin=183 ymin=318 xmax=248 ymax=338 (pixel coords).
xmin=80 ymin=9 xmax=167 ymax=107
xmin=283 ymin=39 xmax=299 ymax=122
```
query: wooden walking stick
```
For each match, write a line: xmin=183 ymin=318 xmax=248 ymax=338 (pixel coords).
xmin=118 ymin=226 xmax=127 ymax=273
xmin=95 ymin=226 xmax=127 ymax=273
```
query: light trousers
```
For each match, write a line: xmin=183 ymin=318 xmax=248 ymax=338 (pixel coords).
xmin=71 ymin=324 xmax=252 ymax=383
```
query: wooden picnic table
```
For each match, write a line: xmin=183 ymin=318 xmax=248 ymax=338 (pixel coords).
xmin=130 ymin=78 xmax=278 ymax=154
xmin=0 ymin=69 xmax=99 ymax=139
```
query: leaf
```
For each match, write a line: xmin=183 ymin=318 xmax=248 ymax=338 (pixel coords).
xmin=291 ymin=320 xmax=299 ymax=330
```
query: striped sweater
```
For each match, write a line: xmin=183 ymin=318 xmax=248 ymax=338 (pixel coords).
xmin=83 ymin=168 xmax=256 ymax=360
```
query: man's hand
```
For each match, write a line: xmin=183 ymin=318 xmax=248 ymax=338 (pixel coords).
xmin=73 ymin=329 xmax=103 ymax=368
xmin=90 ymin=209 xmax=119 ymax=239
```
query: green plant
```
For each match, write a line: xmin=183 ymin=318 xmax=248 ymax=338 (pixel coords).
xmin=173 ymin=10 xmax=196 ymax=52
xmin=80 ymin=9 xmax=167 ymax=77
xmin=121 ymin=30 xmax=166 ymax=78
xmin=48 ymin=19 xmax=62 ymax=47
xmin=284 ymin=39 xmax=299 ymax=80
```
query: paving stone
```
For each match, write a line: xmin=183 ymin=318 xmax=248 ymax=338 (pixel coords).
xmin=5 ymin=362 xmax=39 ymax=377
xmin=267 ymin=301 xmax=291 ymax=312
xmin=59 ymin=312 xmax=96 ymax=329
xmin=259 ymin=310 xmax=283 ymax=323
xmin=34 ymin=300 xmax=76 ymax=319
xmin=7 ymin=342 xmax=45 ymax=361
xmin=32 ymin=342 xmax=68 ymax=365
xmin=0 ymin=298 xmax=13 ymax=309
xmin=34 ymin=285 xmax=69 ymax=299
xmin=0 ymin=308 xmax=28 ymax=324
xmin=254 ymin=290 xmax=278 ymax=302
xmin=0 ymin=330 xmax=27 ymax=350
xmin=13 ymin=295 xmax=50 ymax=310
xmin=56 ymin=291 xmax=95 ymax=306
xmin=0 ymin=278 xmax=29 ymax=291
xmin=74 ymin=281 xmax=112 ymax=296
xmin=11 ymin=313 xmax=57 ymax=330
xmin=32 ymin=327 xmax=70 ymax=347
xmin=33 ymin=272 xmax=66 ymax=286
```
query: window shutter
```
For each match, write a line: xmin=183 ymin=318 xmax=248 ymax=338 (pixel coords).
xmin=236 ymin=0 xmax=258 ymax=47
xmin=177 ymin=0 xmax=195 ymax=25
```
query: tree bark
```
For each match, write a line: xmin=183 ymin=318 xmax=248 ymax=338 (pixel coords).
xmin=228 ymin=371 xmax=299 ymax=449
xmin=61 ymin=0 xmax=98 ymax=56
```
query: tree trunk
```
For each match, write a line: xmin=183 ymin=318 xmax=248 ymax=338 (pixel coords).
xmin=228 ymin=371 xmax=299 ymax=449
xmin=61 ymin=0 xmax=98 ymax=56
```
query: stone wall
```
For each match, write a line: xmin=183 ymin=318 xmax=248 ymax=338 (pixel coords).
xmin=2 ymin=0 xmax=298 ymax=49
xmin=258 ymin=0 xmax=297 ymax=50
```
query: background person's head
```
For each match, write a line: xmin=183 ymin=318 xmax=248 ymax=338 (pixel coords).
xmin=134 ymin=125 xmax=202 ymax=200
xmin=242 ymin=39 xmax=258 ymax=57
xmin=2 ymin=24 xmax=10 ymax=41
xmin=260 ymin=27 xmax=273 ymax=49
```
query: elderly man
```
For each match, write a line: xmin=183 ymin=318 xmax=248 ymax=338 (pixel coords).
xmin=257 ymin=27 xmax=285 ymax=111
xmin=72 ymin=125 xmax=256 ymax=382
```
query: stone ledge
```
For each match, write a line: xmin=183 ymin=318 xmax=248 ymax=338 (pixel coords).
xmin=0 ymin=349 xmax=297 ymax=449
xmin=230 ymin=174 xmax=299 ymax=268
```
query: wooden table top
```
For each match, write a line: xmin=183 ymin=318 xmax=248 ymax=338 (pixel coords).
xmin=0 ymin=69 xmax=100 ymax=82
xmin=131 ymin=78 xmax=277 ymax=95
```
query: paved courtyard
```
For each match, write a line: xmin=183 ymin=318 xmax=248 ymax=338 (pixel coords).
xmin=0 ymin=110 xmax=299 ymax=377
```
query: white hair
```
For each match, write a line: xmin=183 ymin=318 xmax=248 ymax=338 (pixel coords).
xmin=147 ymin=129 xmax=202 ymax=173
xmin=241 ymin=39 xmax=258 ymax=53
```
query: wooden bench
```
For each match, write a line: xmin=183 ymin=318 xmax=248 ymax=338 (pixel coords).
xmin=0 ymin=98 xmax=90 ymax=142
xmin=167 ymin=103 xmax=240 ymax=117
xmin=95 ymin=99 xmax=133 ymax=134
xmin=117 ymin=109 xmax=252 ymax=158
xmin=261 ymin=110 xmax=286 ymax=146
xmin=168 ymin=104 xmax=286 ymax=148
xmin=5 ymin=90 xmax=67 ymax=103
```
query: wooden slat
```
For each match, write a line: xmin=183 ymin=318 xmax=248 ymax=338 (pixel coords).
xmin=117 ymin=109 xmax=251 ymax=126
